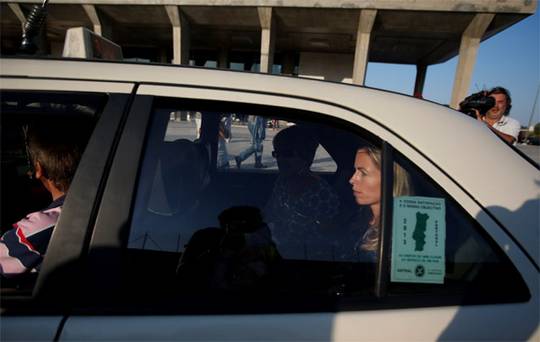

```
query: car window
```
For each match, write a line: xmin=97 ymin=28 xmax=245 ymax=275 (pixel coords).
xmin=125 ymin=98 xmax=528 ymax=312
xmin=127 ymin=99 xmax=379 ymax=310
xmin=0 ymin=91 xmax=105 ymax=294
xmin=387 ymin=150 xmax=529 ymax=304
xmin=130 ymin=107 xmax=344 ymax=254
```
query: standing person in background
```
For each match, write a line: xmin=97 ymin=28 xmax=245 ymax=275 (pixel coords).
xmin=475 ymin=87 xmax=520 ymax=144
xmin=193 ymin=111 xmax=202 ymax=139
xmin=271 ymin=119 xmax=280 ymax=131
xmin=217 ymin=115 xmax=231 ymax=168
xmin=235 ymin=115 xmax=267 ymax=169
xmin=223 ymin=114 xmax=232 ymax=143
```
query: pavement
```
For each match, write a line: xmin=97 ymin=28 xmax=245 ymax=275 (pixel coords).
xmin=166 ymin=121 xmax=336 ymax=171
xmin=516 ymin=145 xmax=540 ymax=165
xmin=166 ymin=119 xmax=540 ymax=169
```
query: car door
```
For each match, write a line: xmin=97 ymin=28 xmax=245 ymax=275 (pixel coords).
xmin=57 ymin=83 xmax=538 ymax=341
xmin=0 ymin=78 xmax=134 ymax=341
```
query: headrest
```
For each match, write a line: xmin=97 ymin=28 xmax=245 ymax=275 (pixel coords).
xmin=218 ymin=206 xmax=263 ymax=234
xmin=147 ymin=139 xmax=210 ymax=216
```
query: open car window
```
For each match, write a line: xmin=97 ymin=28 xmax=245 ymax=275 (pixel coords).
xmin=0 ymin=91 xmax=105 ymax=294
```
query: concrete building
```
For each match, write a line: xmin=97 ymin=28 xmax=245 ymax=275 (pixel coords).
xmin=1 ymin=0 xmax=537 ymax=108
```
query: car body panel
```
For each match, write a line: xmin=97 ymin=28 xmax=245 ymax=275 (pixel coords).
xmin=1 ymin=316 xmax=62 ymax=341
xmin=1 ymin=58 xmax=538 ymax=341
xmin=0 ymin=77 xmax=133 ymax=94
xmin=57 ymin=305 xmax=539 ymax=341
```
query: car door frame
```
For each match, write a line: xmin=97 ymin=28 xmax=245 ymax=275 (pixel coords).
xmin=0 ymin=78 xmax=136 ymax=341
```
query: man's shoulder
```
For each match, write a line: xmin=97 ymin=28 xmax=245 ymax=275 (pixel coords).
xmin=500 ymin=116 xmax=521 ymax=134
xmin=0 ymin=205 xmax=63 ymax=274
xmin=14 ymin=206 xmax=62 ymax=238
xmin=493 ymin=115 xmax=520 ymax=129
xmin=495 ymin=115 xmax=521 ymax=141
xmin=503 ymin=115 xmax=521 ymax=126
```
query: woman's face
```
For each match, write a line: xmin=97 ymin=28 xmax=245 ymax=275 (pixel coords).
xmin=349 ymin=149 xmax=381 ymax=206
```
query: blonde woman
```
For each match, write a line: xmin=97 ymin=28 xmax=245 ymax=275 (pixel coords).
xmin=348 ymin=146 xmax=412 ymax=261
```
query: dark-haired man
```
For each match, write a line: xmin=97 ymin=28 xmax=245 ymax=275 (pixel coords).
xmin=477 ymin=87 xmax=521 ymax=144
xmin=0 ymin=124 xmax=84 ymax=275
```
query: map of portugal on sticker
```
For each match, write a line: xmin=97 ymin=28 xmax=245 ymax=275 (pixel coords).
xmin=391 ymin=196 xmax=446 ymax=284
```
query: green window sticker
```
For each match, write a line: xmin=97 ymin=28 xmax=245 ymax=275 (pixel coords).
xmin=391 ymin=196 xmax=446 ymax=284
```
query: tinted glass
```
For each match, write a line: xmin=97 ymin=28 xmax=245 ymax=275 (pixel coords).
xmin=387 ymin=151 xmax=529 ymax=304
xmin=127 ymin=101 xmax=380 ymax=310
xmin=125 ymin=99 xmax=527 ymax=312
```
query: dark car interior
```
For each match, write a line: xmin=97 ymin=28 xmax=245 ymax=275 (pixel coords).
xmin=119 ymin=103 xmax=381 ymax=310
xmin=0 ymin=91 xmax=103 ymax=293
xmin=1 ymin=91 xmax=104 ymax=231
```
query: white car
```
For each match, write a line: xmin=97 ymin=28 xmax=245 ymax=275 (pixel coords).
xmin=1 ymin=58 xmax=538 ymax=341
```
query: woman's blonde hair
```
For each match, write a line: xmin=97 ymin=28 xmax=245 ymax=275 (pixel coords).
xmin=358 ymin=146 xmax=412 ymax=252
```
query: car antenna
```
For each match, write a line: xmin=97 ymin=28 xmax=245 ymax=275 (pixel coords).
xmin=19 ymin=0 xmax=49 ymax=55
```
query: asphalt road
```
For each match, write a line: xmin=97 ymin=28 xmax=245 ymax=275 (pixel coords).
xmin=516 ymin=145 xmax=540 ymax=165
xmin=166 ymin=119 xmax=540 ymax=169
xmin=165 ymin=120 xmax=337 ymax=172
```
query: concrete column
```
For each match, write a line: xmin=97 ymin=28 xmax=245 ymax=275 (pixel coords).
xmin=352 ymin=9 xmax=377 ymax=85
xmin=82 ymin=5 xmax=113 ymax=39
xmin=50 ymin=41 xmax=65 ymax=57
xmin=159 ymin=48 xmax=168 ymax=64
xmin=244 ymin=59 xmax=254 ymax=71
xmin=8 ymin=3 xmax=25 ymax=31
xmin=450 ymin=13 xmax=494 ymax=109
xmin=414 ymin=64 xmax=427 ymax=98
xmin=165 ymin=5 xmax=190 ymax=65
xmin=218 ymin=48 xmax=229 ymax=69
xmin=281 ymin=52 xmax=295 ymax=75
xmin=258 ymin=7 xmax=275 ymax=74
xmin=82 ymin=5 xmax=102 ymax=36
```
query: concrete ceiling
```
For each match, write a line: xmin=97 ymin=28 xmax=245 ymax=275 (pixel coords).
xmin=0 ymin=1 xmax=535 ymax=65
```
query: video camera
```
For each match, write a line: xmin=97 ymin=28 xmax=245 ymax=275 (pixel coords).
xmin=459 ymin=91 xmax=495 ymax=118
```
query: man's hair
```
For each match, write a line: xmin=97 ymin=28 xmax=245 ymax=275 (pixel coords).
xmin=27 ymin=122 xmax=87 ymax=192
xmin=488 ymin=86 xmax=512 ymax=115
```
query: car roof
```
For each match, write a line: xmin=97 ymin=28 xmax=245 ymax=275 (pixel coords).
xmin=2 ymin=57 xmax=538 ymax=266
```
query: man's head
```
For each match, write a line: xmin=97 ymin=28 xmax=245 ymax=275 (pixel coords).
xmin=486 ymin=86 xmax=512 ymax=121
xmin=26 ymin=122 xmax=86 ymax=194
xmin=272 ymin=125 xmax=318 ymax=176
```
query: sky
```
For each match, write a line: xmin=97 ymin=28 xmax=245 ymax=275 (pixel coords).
xmin=365 ymin=8 xmax=540 ymax=128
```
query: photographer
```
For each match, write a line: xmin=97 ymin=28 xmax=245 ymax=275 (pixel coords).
xmin=462 ymin=87 xmax=521 ymax=144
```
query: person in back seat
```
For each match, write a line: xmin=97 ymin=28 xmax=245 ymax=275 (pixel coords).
xmin=264 ymin=125 xmax=340 ymax=260
xmin=0 ymin=123 xmax=85 ymax=275
xmin=348 ymin=146 xmax=412 ymax=262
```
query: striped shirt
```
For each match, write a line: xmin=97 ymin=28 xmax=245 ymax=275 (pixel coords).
xmin=0 ymin=196 xmax=64 ymax=275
